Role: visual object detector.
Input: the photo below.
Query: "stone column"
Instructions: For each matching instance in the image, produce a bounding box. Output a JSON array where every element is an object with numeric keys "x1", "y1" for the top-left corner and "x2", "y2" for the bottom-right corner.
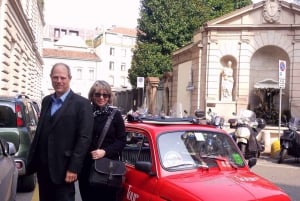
[
  {"x1": 145, "y1": 77, "x2": 160, "y2": 115},
  {"x1": 162, "y1": 72, "x2": 172, "y2": 116}
]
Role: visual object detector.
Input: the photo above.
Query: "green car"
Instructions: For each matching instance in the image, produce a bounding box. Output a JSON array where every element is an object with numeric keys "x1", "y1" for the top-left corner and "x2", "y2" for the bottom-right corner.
[{"x1": 0, "y1": 95, "x2": 39, "y2": 192}]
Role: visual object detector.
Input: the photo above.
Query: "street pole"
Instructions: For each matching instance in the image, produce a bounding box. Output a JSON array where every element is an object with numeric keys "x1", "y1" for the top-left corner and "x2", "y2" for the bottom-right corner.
[
  {"x1": 278, "y1": 88, "x2": 282, "y2": 139},
  {"x1": 278, "y1": 59, "x2": 286, "y2": 139}
]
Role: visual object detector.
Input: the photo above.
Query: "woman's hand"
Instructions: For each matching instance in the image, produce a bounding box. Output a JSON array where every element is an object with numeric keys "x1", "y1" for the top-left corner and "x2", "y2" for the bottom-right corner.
[{"x1": 91, "y1": 149, "x2": 106, "y2": 160}]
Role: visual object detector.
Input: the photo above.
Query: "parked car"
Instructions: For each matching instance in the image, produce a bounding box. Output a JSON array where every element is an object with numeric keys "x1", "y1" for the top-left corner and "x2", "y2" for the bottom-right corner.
[
  {"x1": 32, "y1": 100, "x2": 41, "y2": 118},
  {"x1": 0, "y1": 137, "x2": 18, "y2": 201},
  {"x1": 121, "y1": 115, "x2": 291, "y2": 201},
  {"x1": 0, "y1": 95, "x2": 39, "y2": 192}
]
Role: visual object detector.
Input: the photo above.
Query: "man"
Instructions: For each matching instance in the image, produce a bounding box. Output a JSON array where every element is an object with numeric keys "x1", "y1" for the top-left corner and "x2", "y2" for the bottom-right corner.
[{"x1": 27, "y1": 63, "x2": 94, "y2": 201}]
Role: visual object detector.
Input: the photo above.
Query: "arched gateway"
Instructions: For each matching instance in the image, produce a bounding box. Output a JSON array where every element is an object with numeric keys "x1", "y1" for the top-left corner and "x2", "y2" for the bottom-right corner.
[{"x1": 172, "y1": 0, "x2": 300, "y2": 122}]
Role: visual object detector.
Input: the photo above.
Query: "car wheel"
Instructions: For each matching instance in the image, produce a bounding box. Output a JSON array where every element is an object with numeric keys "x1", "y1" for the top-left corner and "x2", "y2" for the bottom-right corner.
[{"x1": 17, "y1": 174, "x2": 36, "y2": 192}]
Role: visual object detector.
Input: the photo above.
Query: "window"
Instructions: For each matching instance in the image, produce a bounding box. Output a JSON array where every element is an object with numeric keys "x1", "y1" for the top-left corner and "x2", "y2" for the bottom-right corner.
[
  {"x1": 121, "y1": 76, "x2": 126, "y2": 87},
  {"x1": 122, "y1": 132, "x2": 151, "y2": 165},
  {"x1": 0, "y1": 106, "x2": 16, "y2": 127},
  {"x1": 69, "y1": 30, "x2": 79, "y2": 36},
  {"x1": 76, "y1": 68, "x2": 83, "y2": 79},
  {"x1": 89, "y1": 69, "x2": 94, "y2": 80},
  {"x1": 26, "y1": 102, "x2": 38, "y2": 125},
  {"x1": 54, "y1": 28, "x2": 60, "y2": 37},
  {"x1": 121, "y1": 49, "x2": 126, "y2": 57},
  {"x1": 109, "y1": 62, "x2": 114, "y2": 71},
  {"x1": 61, "y1": 29, "x2": 67, "y2": 36},
  {"x1": 121, "y1": 63, "x2": 126, "y2": 71},
  {"x1": 108, "y1": 76, "x2": 114, "y2": 86},
  {"x1": 109, "y1": 47, "x2": 115, "y2": 56}
]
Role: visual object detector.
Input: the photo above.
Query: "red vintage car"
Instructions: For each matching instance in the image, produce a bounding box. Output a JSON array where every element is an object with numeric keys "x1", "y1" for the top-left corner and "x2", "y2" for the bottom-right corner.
[{"x1": 121, "y1": 116, "x2": 291, "y2": 201}]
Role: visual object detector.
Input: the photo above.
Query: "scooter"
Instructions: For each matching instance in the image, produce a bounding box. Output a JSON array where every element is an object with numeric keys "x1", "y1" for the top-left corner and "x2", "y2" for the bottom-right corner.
[
  {"x1": 278, "y1": 117, "x2": 300, "y2": 163},
  {"x1": 229, "y1": 109, "x2": 266, "y2": 159},
  {"x1": 206, "y1": 108, "x2": 225, "y2": 129}
]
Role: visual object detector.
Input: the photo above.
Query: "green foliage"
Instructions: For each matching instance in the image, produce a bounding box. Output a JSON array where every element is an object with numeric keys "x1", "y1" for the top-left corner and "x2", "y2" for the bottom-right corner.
[
  {"x1": 128, "y1": 0, "x2": 252, "y2": 87},
  {"x1": 234, "y1": 0, "x2": 252, "y2": 9}
]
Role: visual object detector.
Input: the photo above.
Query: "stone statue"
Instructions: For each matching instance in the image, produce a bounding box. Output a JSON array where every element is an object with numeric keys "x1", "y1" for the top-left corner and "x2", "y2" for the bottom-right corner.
[{"x1": 221, "y1": 60, "x2": 234, "y2": 100}]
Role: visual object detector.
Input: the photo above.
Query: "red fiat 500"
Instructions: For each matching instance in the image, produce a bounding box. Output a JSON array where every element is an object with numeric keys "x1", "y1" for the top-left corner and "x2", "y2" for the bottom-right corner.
[{"x1": 121, "y1": 116, "x2": 291, "y2": 201}]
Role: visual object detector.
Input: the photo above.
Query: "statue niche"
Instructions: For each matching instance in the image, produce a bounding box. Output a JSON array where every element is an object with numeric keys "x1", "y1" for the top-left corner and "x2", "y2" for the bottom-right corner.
[{"x1": 220, "y1": 59, "x2": 236, "y2": 101}]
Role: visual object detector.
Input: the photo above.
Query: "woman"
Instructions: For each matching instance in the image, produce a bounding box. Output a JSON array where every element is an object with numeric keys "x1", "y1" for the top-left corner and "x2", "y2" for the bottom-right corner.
[{"x1": 79, "y1": 80, "x2": 126, "y2": 201}]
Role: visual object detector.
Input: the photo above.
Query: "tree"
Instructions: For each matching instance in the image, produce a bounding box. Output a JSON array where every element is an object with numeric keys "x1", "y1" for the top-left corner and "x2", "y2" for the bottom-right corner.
[{"x1": 129, "y1": 0, "x2": 252, "y2": 87}]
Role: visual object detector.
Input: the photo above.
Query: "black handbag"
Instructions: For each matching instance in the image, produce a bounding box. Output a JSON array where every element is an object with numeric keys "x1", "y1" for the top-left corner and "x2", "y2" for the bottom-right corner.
[
  {"x1": 89, "y1": 157, "x2": 126, "y2": 188},
  {"x1": 89, "y1": 109, "x2": 126, "y2": 188}
]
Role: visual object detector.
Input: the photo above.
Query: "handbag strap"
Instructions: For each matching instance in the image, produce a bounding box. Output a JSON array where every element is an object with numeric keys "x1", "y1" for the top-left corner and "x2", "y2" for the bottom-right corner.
[{"x1": 96, "y1": 109, "x2": 117, "y2": 149}]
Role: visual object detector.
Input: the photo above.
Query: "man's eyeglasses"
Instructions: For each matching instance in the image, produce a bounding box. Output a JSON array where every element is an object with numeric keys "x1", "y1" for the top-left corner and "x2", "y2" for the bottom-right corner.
[{"x1": 94, "y1": 93, "x2": 110, "y2": 98}]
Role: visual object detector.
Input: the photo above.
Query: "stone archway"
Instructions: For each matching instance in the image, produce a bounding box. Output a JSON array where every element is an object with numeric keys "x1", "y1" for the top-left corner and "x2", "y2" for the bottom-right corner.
[{"x1": 249, "y1": 45, "x2": 290, "y2": 114}]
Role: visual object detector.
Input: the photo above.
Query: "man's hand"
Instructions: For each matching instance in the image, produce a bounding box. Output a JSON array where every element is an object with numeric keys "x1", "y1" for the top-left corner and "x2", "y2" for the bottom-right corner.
[{"x1": 65, "y1": 170, "x2": 77, "y2": 183}]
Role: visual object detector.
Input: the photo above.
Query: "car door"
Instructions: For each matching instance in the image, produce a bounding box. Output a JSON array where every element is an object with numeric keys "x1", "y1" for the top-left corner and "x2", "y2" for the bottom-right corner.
[
  {"x1": 122, "y1": 131, "x2": 158, "y2": 201},
  {"x1": 0, "y1": 139, "x2": 17, "y2": 201}
]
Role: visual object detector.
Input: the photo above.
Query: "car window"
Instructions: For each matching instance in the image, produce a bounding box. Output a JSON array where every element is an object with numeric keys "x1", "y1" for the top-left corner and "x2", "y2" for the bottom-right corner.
[
  {"x1": 32, "y1": 101, "x2": 40, "y2": 118},
  {"x1": 25, "y1": 102, "x2": 38, "y2": 125},
  {"x1": 158, "y1": 131, "x2": 245, "y2": 170},
  {"x1": 0, "y1": 106, "x2": 16, "y2": 127},
  {"x1": 122, "y1": 132, "x2": 151, "y2": 165}
]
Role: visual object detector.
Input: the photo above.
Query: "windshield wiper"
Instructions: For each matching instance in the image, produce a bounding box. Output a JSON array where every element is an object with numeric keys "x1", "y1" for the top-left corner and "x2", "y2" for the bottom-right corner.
[
  {"x1": 166, "y1": 162, "x2": 196, "y2": 169},
  {"x1": 167, "y1": 162, "x2": 209, "y2": 169},
  {"x1": 201, "y1": 155, "x2": 226, "y2": 161}
]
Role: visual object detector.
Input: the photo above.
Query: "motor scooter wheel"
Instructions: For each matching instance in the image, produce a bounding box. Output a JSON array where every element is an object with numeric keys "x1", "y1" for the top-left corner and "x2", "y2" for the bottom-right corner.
[
  {"x1": 278, "y1": 148, "x2": 287, "y2": 164},
  {"x1": 257, "y1": 151, "x2": 260, "y2": 158},
  {"x1": 238, "y1": 142, "x2": 247, "y2": 157}
]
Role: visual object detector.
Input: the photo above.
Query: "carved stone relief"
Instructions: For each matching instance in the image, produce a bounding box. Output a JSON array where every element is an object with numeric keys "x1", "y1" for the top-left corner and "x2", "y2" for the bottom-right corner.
[{"x1": 263, "y1": 0, "x2": 281, "y2": 23}]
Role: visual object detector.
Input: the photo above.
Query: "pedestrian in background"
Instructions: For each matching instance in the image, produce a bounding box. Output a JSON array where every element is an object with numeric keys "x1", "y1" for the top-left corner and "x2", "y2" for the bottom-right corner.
[
  {"x1": 27, "y1": 63, "x2": 94, "y2": 201},
  {"x1": 79, "y1": 80, "x2": 126, "y2": 201}
]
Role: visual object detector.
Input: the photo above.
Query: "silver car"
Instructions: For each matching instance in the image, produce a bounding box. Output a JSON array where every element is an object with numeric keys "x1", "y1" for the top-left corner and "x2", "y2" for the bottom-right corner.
[{"x1": 0, "y1": 138, "x2": 18, "y2": 201}]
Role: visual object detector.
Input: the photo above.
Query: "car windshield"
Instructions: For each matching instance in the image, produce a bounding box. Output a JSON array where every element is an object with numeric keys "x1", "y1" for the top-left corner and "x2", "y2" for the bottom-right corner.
[{"x1": 158, "y1": 130, "x2": 245, "y2": 170}]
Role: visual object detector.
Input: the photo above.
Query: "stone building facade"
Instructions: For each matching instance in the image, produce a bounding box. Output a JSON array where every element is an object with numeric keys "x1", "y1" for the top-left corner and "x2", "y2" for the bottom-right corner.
[
  {"x1": 42, "y1": 28, "x2": 101, "y2": 98},
  {"x1": 94, "y1": 26, "x2": 137, "y2": 92},
  {"x1": 0, "y1": 0, "x2": 44, "y2": 100},
  {"x1": 171, "y1": 0, "x2": 300, "y2": 120}
]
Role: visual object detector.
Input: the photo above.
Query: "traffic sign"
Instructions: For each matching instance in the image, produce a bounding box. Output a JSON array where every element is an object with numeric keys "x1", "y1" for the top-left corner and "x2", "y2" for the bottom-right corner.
[
  {"x1": 137, "y1": 77, "x2": 144, "y2": 88},
  {"x1": 278, "y1": 60, "x2": 286, "y2": 89}
]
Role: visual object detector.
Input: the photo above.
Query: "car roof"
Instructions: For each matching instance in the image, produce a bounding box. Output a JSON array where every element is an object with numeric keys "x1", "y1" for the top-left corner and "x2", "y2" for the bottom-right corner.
[
  {"x1": 0, "y1": 94, "x2": 31, "y2": 101},
  {"x1": 125, "y1": 115, "x2": 226, "y2": 136}
]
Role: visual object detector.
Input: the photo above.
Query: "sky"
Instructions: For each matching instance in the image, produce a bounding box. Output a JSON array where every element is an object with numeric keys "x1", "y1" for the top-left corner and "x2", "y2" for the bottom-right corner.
[
  {"x1": 44, "y1": 0, "x2": 294, "y2": 29},
  {"x1": 44, "y1": 0, "x2": 141, "y2": 29}
]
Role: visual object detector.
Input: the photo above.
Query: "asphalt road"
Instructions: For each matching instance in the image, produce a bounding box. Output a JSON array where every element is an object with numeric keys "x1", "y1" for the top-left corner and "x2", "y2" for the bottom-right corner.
[
  {"x1": 17, "y1": 154, "x2": 300, "y2": 201},
  {"x1": 252, "y1": 154, "x2": 300, "y2": 201}
]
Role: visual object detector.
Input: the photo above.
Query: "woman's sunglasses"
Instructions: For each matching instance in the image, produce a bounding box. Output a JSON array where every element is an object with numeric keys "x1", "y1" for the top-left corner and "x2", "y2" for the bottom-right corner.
[{"x1": 94, "y1": 93, "x2": 110, "y2": 98}]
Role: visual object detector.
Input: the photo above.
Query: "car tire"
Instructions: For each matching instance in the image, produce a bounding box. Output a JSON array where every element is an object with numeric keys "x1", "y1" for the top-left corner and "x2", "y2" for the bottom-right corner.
[{"x1": 17, "y1": 174, "x2": 36, "y2": 192}]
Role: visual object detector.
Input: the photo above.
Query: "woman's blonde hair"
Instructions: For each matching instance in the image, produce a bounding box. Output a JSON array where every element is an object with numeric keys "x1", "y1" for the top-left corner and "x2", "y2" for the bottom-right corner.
[{"x1": 88, "y1": 80, "x2": 112, "y2": 104}]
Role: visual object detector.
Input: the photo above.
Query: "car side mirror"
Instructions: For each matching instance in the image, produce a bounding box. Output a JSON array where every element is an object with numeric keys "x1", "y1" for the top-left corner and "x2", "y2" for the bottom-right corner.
[
  {"x1": 135, "y1": 161, "x2": 156, "y2": 176},
  {"x1": 247, "y1": 157, "x2": 257, "y2": 168}
]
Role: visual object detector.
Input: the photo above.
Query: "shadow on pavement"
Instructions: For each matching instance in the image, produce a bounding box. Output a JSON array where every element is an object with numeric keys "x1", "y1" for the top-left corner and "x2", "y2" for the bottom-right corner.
[{"x1": 257, "y1": 153, "x2": 300, "y2": 168}]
